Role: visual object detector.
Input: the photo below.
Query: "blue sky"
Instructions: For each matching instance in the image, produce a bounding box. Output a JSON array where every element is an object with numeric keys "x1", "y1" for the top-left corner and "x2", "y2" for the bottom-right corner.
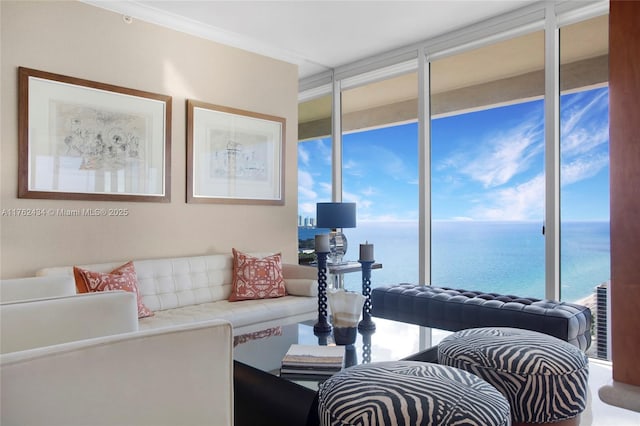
[{"x1": 298, "y1": 86, "x2": 610, "y2": 223}]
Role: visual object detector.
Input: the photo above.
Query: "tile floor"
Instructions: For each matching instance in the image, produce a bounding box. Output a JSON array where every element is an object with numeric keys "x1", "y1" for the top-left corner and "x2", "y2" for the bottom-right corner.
[{"x1": 581, "y1": 359, "x2": 640, "y2": 426}]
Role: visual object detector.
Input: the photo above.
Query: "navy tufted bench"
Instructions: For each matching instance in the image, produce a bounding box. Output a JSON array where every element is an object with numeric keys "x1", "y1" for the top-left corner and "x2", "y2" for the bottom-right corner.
[{"x1": 371, "y1": 283, "x2": 592, "y2": 351}]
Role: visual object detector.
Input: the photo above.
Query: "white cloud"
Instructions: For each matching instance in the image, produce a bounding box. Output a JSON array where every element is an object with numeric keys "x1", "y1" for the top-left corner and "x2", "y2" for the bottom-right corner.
[
  {"x1": 562, "y1": 124, "x2": 608, "y2": 158},
  {"x1": 438, "y1": 89, "x2": 608, "y2": 222},
  {"x1": 461, "y1": 121, "x2": 543, "y2": 188},
  {"x1": 359, "y1": 200, "x2": 373, "y2": 209},
  {"x1": 298, "y1": 145, "x2": 310, "y2": 166},
  {"x1": 344, "y1": 159, "x2": 358, "y2": 169},
  {"x1": 467, "y1": 152, "x2": 608, "y2": 221},
  {"x1": 375, "y1": 147, "x2": 410, "y2": 180},
  {"x1": 361, "y1": 186, "x2": 377, "y2": 197},
  {"x1": 342, "y1": 190, "x2": 362, "y2": 205},
  {"x1": 561, "y1": 154, "x2": 609, "y2": 186},
  {"x1": 561, "y1": 89, "x2": 608, "y2": 136},
  {"x1": 472, "y1": 174, "x2": 545, "y2": 221},
  {"x1": 298, "y1": 202, "x2": 316, "y2": 216},
  {"x1": 451, "y1": 216, "x2": 474, "y2": 221},
  {"x1": 360, "y1": 213, "x2": 409, "y2": 223},
  {"x1": 340, "y1": 190, "x2": 373, "y2": 218},
  {"x1": 297, "y1": 170, "x2": 317, "y2": 201},
  {"x1": 345, "y1": 146, "x2": 411, "y2": 180},
  {"x1": 315, "y1": 140, "x2": 332, "y2": 166},
  {"x1": 298, "y1": 185, "x2": 316, "y2": 201},
  {"x1": 318, "y1": 182, "x2": 332, "y2": 197},
  {"x1": 557, "y1": 88, "x2": 610, "y2": 189},
  {"x1": 298, "y1": 169, "x2": 314, "y2": 188},
  {"x1": 344, "y1": 159, "x2": 364, "y2": 177}
]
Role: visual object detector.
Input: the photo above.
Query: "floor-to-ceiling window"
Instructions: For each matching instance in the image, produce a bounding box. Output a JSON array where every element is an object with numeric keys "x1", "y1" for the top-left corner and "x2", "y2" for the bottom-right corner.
[
  {"x1": 559, "y1": 15, "x2": 610, "y2": 358},
  {"x1": 297, "y1": 2, "x2": 610, "y2": 355},
  {"x1": 297, "y1": 94, "x2": 333, "y2": 263},
  {"x1": 341, "y1": 72, "x2": 419, "y2": 289},
  {"x1": 297, "y1": 74, "x2": 420, "y2": 289},
  {"x1": 430, "y1": 31, "x2": 547, "y2": 297}
]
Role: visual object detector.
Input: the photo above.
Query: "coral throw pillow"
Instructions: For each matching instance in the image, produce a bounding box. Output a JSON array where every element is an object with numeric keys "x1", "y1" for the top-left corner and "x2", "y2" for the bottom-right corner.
[
  {"x1": 73, "y1": 261, "x2": 153, "y2": 318},
  {"x1": 229, "y1": 249, "x2": 287, "y2": 301}
]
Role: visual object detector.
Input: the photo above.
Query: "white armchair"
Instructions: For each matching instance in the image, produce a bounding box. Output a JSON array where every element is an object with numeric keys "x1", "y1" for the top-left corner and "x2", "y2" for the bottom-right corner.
[
  {"x1": 1, "y1": 319, "x2": 234, "y2": 426},
  {"x1": 1, "y1": 276, "x2": 234, "y2": 426}
]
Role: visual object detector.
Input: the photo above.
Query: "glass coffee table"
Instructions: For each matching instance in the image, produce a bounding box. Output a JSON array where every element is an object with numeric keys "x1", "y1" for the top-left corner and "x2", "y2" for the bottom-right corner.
[
  {"x1": 232, "y1": 318, "x2": 449, "y2": 425},
  {"x1": 233, "y1": 317, "x2": 447, "y2": 386}
]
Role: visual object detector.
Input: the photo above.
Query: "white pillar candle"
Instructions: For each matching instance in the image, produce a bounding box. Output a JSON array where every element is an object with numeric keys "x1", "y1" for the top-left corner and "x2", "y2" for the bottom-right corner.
[
  {"x1": 360, "y1": 241, "x2": 374, "y2": 262},
  {"x1": 315, "y1": 234, "x2": 330, "y2": 252}
]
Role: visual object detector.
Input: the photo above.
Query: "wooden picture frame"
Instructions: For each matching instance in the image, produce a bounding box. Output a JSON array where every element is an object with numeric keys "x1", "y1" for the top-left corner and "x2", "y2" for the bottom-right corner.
[
  {"x1": 186, "y1": 99, "x2": 285, "y2": 205},
  {"x1": 18, "y1": 67, "x2": 172, "y2": 202}
]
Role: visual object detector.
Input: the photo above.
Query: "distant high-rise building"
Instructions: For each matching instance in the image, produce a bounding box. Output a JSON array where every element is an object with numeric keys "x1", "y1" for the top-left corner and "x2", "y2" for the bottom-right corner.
[{"x1": 298, "y1": 216, "x2": 317, "y2": 227}]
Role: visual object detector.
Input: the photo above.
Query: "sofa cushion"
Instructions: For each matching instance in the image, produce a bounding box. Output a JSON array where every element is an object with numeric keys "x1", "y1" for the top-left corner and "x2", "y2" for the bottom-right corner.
[
  {"x1": 284, "y1": 279, "x2": 318, "y2": 297},
  {"x1": 1, "y1": 292, "x2": 139, "y2": 354},
  {"x1": 229, "y1": 249, "x2": 287, "y2": 302},
  {"x1": 139, "y1": 295, "x2": 317, "y2": 335},
  {"x1": 73, "y1": 262, "x2": 153, "y2": 318},
  {"x1": 0, "y1": 276, "x2": 76, "y2": 303}
]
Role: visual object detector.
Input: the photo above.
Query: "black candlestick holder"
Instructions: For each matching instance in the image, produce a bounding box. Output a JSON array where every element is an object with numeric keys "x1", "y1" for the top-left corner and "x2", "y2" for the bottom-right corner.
[
  {"x1": 359, "y1": 327, "x2": 374, "y2": 364},
  {"x1": 358, "y1": 259, "x2": 376, "y2": 332},
  {"x1": 314, "y1": 250, "x2": 332, "y2": 334}
]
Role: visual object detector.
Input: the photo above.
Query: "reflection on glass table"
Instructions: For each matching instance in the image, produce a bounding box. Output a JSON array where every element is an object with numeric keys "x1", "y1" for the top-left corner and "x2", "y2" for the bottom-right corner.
[{"x1": 233, "y1": 317, "x2": 448, "y2": 387}]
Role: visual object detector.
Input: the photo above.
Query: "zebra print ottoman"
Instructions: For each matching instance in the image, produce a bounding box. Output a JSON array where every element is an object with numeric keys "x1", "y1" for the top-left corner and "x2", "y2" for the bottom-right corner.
[
  {"x1": 317, "y1": 361, "x2": 511, "y2": 426},
  {"x1": 438, "y1": 328, "x2": 589, "y2": 426}
]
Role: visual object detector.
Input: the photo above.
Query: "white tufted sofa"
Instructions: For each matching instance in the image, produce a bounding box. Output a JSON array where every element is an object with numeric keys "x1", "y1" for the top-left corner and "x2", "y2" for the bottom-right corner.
[{"x1": 37, "y1": 253, "x2": 318, "y2": 335}]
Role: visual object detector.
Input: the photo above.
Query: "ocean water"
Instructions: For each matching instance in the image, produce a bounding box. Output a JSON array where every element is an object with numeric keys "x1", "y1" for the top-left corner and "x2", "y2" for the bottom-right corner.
[{"x1": 299, "y1": 221, "x2": 610, "y2": 303}]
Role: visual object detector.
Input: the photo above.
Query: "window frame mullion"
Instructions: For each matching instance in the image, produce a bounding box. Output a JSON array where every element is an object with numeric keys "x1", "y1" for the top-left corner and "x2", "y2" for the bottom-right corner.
[{"x1": 544, "y1": 2, "x2": 561, "y2": 300}]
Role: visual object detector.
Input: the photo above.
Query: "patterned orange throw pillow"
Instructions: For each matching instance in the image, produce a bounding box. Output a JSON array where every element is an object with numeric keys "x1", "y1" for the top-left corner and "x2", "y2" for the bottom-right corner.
[
  {"x1": 229, "y1": 249, "x2": 287, "y2": 301},
  {"x1": 73, "y1": 261, "x2": 153, "y2": 318}
]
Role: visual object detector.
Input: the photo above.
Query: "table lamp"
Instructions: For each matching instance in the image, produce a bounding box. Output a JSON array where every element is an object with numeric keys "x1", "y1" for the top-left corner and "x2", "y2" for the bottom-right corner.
[{"x1": 316, "y1": 202, "x2": 356, "y2": 264}]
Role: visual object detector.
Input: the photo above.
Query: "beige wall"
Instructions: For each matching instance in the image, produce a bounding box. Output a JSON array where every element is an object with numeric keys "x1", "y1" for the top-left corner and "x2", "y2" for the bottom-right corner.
[{"x1": 0, "y1": 1, "x2": 299, "y2": 278}]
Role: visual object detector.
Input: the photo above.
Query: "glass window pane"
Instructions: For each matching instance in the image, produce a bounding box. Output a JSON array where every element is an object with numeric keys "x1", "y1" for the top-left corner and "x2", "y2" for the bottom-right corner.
[
  {"x1": 560, "y1": 15, "x2": 610, "y2": 360},
  {"x1": 431, "y1": 31, "x2": 546, "y2": 297},
  {"x1": 298, "y1": 137, "x2": 332, "y2": 263},
  {"x1": 298, "y1": 94, "x2": 334, "y2": 263},
  {"x1": 341, "y1": 123, "x2": 419, "y2": 289},
  {"x1": 341, "y1": 72, "x2": 420, "y2": 290}
]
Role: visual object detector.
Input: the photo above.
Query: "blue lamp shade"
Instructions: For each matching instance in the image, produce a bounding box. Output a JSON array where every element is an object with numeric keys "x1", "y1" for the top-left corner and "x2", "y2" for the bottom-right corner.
[{"x1": 316, "y1": 202, "x2": 356, "y2": 229}]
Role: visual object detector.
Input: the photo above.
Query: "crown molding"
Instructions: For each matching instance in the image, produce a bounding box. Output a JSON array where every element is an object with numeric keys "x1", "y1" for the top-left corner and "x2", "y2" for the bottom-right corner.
[{"x1": 80, "y1": 0, "x2": 330, "y2": 77}]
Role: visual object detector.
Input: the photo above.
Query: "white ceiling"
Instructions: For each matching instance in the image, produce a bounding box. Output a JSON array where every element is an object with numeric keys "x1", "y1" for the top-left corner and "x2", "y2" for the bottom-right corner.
[{"x1": 85, "y1": 0, "x2": 539, "y2": 79}]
